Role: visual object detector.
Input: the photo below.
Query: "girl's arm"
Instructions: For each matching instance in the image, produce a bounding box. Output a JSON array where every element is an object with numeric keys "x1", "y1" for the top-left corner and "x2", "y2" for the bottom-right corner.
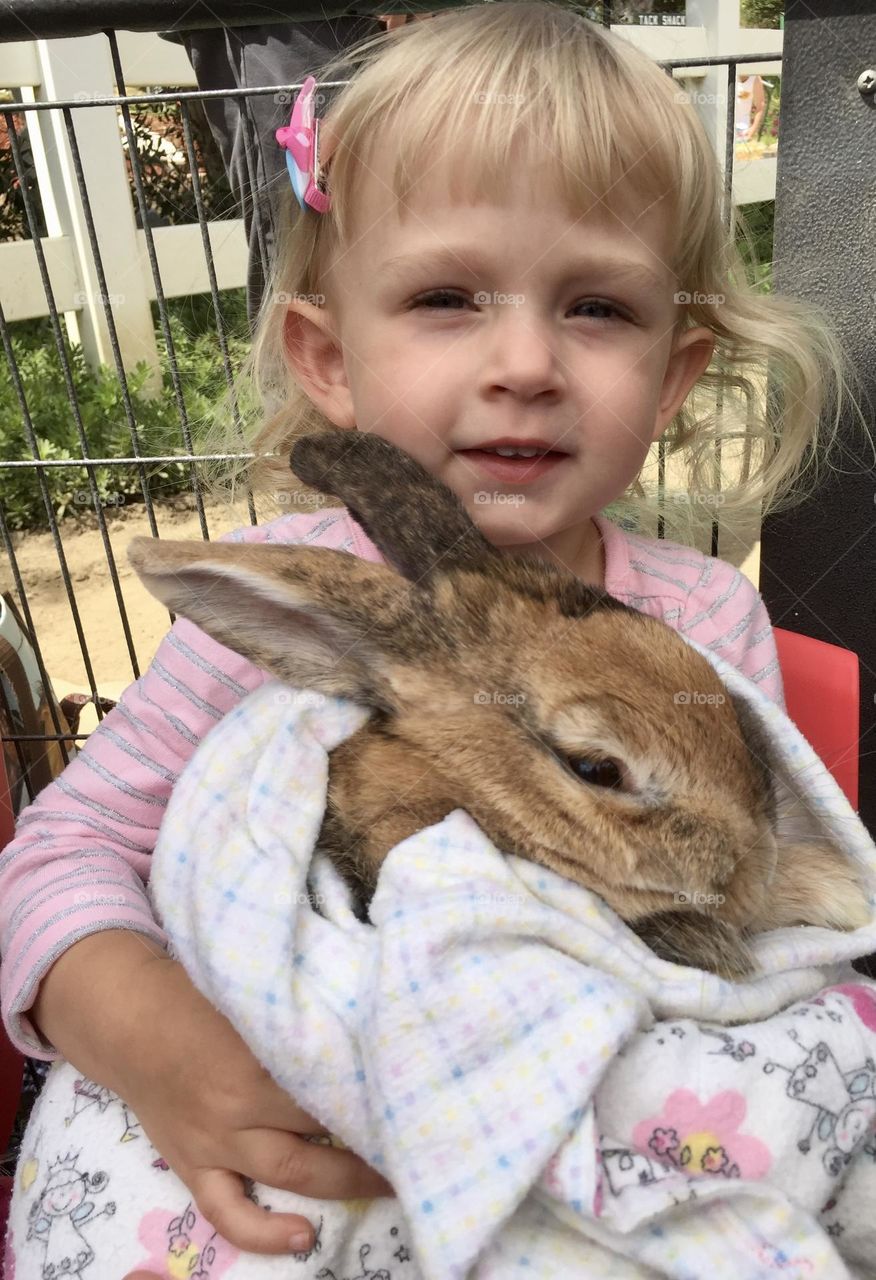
[{"x1": 0, "y1": 612, "x2": 269, "y2": 1057}]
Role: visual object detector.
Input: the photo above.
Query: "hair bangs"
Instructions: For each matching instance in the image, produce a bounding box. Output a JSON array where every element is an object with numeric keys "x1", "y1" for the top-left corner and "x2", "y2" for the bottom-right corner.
[{"x1": 320, "y1": 2, "x2": 693, "y2": 247}]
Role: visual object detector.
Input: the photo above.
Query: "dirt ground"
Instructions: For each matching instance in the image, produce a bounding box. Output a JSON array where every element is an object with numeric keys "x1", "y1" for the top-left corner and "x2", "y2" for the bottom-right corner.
[{"x1": 0, "y1": 495, "x2": 286, "y2": 721}]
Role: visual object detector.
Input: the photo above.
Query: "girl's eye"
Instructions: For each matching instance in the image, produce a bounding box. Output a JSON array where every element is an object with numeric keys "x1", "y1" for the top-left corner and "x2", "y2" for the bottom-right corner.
[
  {"x1": 412, "y1": 290, "x2": 469, "y2": 310},
  {"x1": 572, "y1": 299, "x2": 625, "y2": 322}
]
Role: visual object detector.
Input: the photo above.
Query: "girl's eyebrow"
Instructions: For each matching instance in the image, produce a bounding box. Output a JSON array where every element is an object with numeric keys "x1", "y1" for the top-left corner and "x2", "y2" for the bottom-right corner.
[{"x1": 380, "y1": 247, "x2": 669, "y2": 291}]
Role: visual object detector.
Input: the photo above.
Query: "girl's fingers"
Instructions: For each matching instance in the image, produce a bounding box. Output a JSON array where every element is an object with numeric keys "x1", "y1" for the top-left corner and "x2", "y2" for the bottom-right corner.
[
  {"x1": 235, "y1": 1127, "x2": 395, "y2": 1202},
  {"x1": 188, "y1": 1134, "x2": 395, "y2": 1257},
  {"x1": 189, "y1": 1165, "x2": 322, "y2": 1256}
]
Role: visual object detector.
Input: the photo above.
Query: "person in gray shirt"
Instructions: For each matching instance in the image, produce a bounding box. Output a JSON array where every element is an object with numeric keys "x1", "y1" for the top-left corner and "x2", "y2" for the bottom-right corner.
[{"x1": 160, "y1": 8, "x2": 449, "y2": 326}]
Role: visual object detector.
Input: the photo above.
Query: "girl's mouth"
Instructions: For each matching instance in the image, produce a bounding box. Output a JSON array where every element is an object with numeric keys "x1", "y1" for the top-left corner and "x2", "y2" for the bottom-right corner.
[{"x1": 456, "y1": 448, "x2": 570, "y2": 485}]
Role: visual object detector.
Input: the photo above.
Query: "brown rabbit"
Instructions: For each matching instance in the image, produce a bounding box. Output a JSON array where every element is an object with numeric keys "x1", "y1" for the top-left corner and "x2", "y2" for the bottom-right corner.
[{"x1": 127, "y1": 431, "x2": 870, "y2": 981}]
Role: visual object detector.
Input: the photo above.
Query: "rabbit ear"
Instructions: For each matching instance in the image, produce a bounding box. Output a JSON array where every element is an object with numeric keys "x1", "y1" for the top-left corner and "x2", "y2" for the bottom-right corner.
[
  {"x1": 291, "y1": 431, "x2": 499, "y2": 583},
  {"x1": 127, "y1": 537, "x2": 422, "y2": 707}
]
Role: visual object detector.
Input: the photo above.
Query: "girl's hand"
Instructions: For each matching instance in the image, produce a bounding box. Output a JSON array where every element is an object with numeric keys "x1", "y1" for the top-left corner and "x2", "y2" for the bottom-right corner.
[{"x1": 101, "y1": 951, "x2": 393, "y2": 1256}]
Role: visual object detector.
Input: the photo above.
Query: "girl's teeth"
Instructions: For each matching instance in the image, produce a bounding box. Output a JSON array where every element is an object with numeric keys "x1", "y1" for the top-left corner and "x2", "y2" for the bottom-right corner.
[{"x1": 490, "y1": 447, "x2": 541, "y2": 457}]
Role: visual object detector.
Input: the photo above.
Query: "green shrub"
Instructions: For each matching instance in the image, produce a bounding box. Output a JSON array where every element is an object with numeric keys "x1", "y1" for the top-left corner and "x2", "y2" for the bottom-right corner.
[{"x1": 0, "y1": 291, "x2": 250, "y2": 529}]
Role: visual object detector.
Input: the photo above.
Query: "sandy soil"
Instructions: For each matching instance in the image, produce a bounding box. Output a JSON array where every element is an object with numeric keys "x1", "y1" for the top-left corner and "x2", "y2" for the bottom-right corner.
[{"x1": 0, "y1": 495, "x2": 290, "y2": 718}]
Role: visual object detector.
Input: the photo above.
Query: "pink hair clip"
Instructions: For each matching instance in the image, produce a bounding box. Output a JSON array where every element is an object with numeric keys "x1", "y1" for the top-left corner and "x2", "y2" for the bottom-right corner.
[{"x1": 275, "y1": 75, "x2": 332, "y2": 214}]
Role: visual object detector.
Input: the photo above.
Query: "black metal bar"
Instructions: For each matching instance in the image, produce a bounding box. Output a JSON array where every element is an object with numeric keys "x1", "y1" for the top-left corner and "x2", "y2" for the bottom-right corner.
[
  {"x1": 178, "y1": 98, "x2": 258, "y2": 527},
  {"x1": 0, "y1": 732, "x2": 93, "y2": 743},
  {"x1": 0, "y1": 454, "x2": 256, "y2": 468},
  {"x1": 237, "y1": 96, "x2": 272, "y2": 299},
  {"x1": 710, "y1": 60, "x2": 739, "y2": 559},
  {"x1": 3, "y1": 112, "x2": 143, "y2": 689},
  {"x1": 105, "y1": 30, "x2": 210, "y2": 543},
  {"x1": 0, "y1": 83, "x2": 350, "y2": 112},
  {"x1": 61, "y1": 107, "x2": 159, "y2": 536}
]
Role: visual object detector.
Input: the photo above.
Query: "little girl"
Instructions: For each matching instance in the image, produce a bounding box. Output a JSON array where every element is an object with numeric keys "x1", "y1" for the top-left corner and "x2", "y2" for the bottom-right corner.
[{"x1": 0, "y1": 1, "x2": 866, "y2": 1273}]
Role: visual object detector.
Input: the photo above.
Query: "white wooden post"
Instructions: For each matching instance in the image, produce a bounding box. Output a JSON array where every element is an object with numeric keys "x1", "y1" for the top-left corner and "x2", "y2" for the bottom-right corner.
[
  {"x1": 682, "y1": 0, "x2": 736, "y2": 188},
  {"x1": 31, "y1": 34, "x2": 162, "y2": 388}
]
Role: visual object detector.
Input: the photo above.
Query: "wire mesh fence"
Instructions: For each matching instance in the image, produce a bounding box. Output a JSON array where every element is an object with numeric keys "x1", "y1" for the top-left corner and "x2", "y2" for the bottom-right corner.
[{"x1": 0, "y1": 14, "x2": 782, "y2": 812}]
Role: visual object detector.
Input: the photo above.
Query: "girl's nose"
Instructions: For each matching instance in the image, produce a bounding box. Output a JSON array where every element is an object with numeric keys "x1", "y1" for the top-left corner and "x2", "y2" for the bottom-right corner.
[{"x1": 483, "y1": 302, "x2": 565, "y2": 399}]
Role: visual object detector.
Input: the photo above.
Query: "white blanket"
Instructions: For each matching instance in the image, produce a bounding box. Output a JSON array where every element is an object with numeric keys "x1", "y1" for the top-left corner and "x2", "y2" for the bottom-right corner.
[
  {"x1": 148, "y1": 639, "x2": 876, "y2": 1279},
  {"x1": 9, "y1": 641, "x2": 876, "y2": 1280}
]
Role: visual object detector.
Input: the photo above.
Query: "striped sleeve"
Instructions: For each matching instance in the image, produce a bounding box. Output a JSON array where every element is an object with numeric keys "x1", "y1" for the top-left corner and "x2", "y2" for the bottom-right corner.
[
  {"x1": 0, "y1": 509, "x2": 356, "y2": 1059},
  {"x1": 677, "y1": 559, "x2": 787, "y2": 712},
  {"x1": 0, "y1": 617, "x2": 270, "y2": 1058}
]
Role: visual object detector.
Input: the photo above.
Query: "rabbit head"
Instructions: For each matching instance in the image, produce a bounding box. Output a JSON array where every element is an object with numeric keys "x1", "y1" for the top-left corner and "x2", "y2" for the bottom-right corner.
[{"x1": 127, "y1": 430, "x2": 870, "y2": 980}]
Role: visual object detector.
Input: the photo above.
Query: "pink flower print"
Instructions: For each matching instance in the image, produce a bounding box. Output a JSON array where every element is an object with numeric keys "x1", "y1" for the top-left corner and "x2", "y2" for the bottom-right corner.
[
  {"x1": 134, "y1": 1204, "x2": 240, "y2": 1278},
  {"x1": 824, "y1": 984, "x2": 876, "y2": 1032},
  {"x1": 737, "y1": 1041, "x2": 755, "y2": 1059},
  {"x1": 632, "y1": 1089, "x2": 772, "y2": 1181},
  {"x1": 649, "y1": 1128, "x2": 679, "y2": 1159},
  {"x1": 701, "y1": 1146, "x2": 729, "y2": 1174}
]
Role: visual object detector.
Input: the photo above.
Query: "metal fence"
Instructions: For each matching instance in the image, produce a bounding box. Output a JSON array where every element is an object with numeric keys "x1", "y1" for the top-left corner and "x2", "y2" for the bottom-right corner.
[{"x1": 0, "y1": 5, "x2": 782, "y2": 808}]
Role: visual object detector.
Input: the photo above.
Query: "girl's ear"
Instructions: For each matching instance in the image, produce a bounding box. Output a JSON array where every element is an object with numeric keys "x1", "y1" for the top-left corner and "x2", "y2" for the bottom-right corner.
[
  {"x1": 652, "y1": 325, "x2": 716, "y2": 440},
  {"x1": 282, "y1": 301, "x2": 356, "y2": 429},
  {"x1": 127, "y1": 537, "x2": 418, "y2": 707}
]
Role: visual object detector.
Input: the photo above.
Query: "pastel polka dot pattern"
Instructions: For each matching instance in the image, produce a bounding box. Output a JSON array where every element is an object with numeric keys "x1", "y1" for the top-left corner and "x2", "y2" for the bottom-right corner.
[{"x1": 147, "y1": 650, "x2": 876, "y2": 1279}]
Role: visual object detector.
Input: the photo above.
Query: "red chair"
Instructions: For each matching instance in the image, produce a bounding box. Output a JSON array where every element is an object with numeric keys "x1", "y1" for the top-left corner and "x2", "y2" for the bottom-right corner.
[
  {"x1": 0, "y1": 629, "x2": 863, "y2": 1250},
  {"x1": 773, "y1": 627, "x2": 860, "y2": 810}
]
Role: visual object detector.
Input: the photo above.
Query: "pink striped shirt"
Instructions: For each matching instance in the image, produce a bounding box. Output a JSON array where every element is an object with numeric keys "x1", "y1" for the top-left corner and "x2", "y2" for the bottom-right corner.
[{"x1": 0, "y1": 508, "x2": 785, "y2": 1058}]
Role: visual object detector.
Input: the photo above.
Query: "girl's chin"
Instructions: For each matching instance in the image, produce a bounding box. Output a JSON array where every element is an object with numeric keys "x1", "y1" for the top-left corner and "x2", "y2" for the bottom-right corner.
[{"x1": 467, "y1": 502, "x2": 569, "y2": 547}]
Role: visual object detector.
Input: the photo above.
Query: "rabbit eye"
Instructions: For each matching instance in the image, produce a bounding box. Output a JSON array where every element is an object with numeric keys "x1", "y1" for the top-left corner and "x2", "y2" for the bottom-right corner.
[{"x1": 566, "y1": 755, "x2": 625, "y2": 790}]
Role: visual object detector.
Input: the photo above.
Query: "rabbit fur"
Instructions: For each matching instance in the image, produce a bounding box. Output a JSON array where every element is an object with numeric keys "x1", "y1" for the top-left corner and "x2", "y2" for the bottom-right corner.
[{"x1": 127, "y1": 430, "x2": 869, "y2": 981}]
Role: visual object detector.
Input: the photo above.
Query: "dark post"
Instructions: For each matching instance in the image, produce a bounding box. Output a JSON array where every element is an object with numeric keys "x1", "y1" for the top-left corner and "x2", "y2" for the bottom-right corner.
[{"x1": 763, "y1": 0, "x2": 876, "y2": 836}]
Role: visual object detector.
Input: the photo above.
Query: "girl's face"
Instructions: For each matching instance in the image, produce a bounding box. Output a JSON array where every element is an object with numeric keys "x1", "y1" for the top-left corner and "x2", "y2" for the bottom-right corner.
[{"x1": 284, "y1": 145, "x2": 714, "y2": 582}]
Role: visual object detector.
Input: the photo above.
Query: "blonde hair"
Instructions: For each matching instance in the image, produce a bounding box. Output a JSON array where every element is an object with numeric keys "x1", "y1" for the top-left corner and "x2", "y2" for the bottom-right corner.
[{"x1": 203, "y1": 0, "x2": 872, "y2": 550}]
